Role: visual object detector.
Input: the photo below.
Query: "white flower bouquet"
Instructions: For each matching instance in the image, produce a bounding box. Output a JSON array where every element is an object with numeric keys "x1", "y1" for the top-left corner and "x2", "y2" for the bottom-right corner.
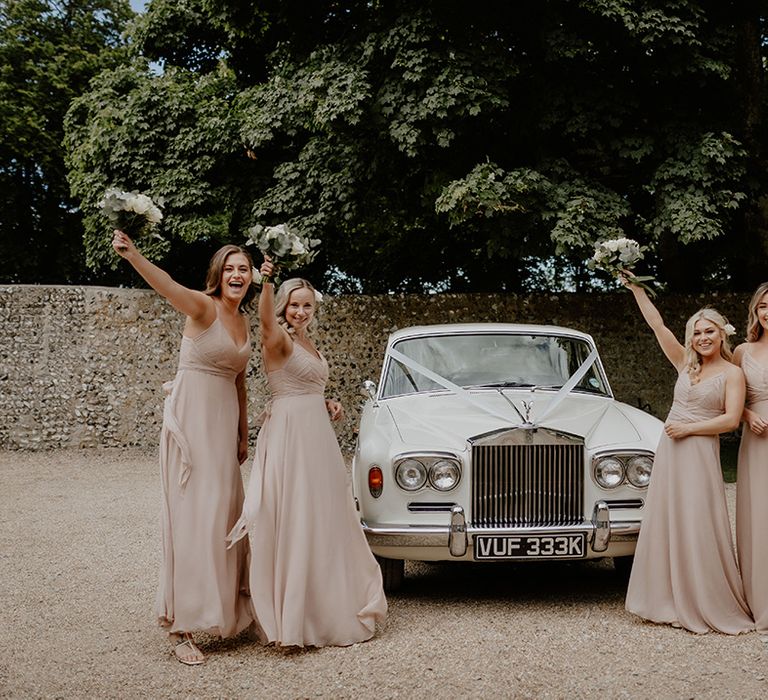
[
  {"x1": 245, "y1": 223, "x2": 320, "y2": 284},
  {"x1": 99, "y1": 188, "x2": 164, "y2": 241},
  {"x1": 588, "y1": 237, "x2": 657, "y2": 297}
]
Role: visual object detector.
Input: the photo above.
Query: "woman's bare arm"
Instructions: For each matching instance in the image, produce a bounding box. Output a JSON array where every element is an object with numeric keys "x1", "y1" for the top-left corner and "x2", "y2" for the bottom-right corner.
[
  {"x1": 665, "y1": 366, "x2": 746, "y2": 437},
  {"x1": 235, "y1": 369, "x2": 249, "y2": 463},
  {"x1": 112, "y1": 230, "x2": 212, "y2": 322},
  {"x1": 624, "y1": 280, "x2": 685, "y2": 370},
  {"x1": 258, "y1": 259, "x2": 292, "y2": 361}
]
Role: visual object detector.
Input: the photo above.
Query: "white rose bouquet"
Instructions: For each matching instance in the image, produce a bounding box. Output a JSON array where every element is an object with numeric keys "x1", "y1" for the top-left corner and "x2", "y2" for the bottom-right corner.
[
  {"x1": 99, "y1": 188, "x2": 164, "y2": 242},
  {"x1": 245, "y1": 223, "x2": 320, "y2": 284},
  {"x1": 588, "y1": 237, "x2": 657, "y2": 297}
]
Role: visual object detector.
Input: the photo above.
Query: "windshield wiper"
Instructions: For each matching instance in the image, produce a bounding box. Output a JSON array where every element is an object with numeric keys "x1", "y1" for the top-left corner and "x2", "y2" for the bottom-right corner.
[
  {"x1": 466, "y1": 381, "x2": 537, "y2": 389},
  {"x1": 476, "y1": 382, "x2": 566, "y2": 391},
  {"x1": 467, "y1": 381, "x2": 604, "y2": 395}
]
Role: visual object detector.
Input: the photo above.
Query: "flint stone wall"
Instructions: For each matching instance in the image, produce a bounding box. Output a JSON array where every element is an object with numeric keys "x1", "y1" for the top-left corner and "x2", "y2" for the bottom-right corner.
[{"x1": 0, "y1": 285, "x2": 751, "y2": 452}]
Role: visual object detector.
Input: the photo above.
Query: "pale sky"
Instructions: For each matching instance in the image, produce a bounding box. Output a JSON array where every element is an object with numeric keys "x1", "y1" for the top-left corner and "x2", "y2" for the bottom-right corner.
[{"x1": 129, "y1": 0, "x2": 147, "y2": 12}]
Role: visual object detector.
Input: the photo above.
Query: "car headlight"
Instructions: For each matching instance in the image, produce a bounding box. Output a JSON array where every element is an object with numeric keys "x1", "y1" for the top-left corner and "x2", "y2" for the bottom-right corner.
[
  {"x1": 594, "y1": 456, "x2": 625, "y2": 489},
  {"x1": 626, "y1": 455, "x2": 653, "y2": 487},
  {"x1": 428, "y1": 459, "x2": 461, "y2": 491},
  {"x1": 395, "y1": 458, "x2": 427, "y2": 490}
]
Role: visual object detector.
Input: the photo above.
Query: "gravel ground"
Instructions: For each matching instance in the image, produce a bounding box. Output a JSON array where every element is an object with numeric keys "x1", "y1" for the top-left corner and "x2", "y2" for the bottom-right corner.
[{"x1": 1, "y1": 449, "x2": 767, "y2": 699}]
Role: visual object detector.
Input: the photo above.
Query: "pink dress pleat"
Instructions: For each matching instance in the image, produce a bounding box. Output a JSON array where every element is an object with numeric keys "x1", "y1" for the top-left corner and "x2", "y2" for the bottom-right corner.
[
  {"x1": 737, "y1": 350, "x2": 768, "y2": 632},
  {"x1": 229, "y1": 342, "x2": 387, "y2": 647},
  {"x1": 626, "y1": 372, "x2": 754, "y2": 634},
  {"x1": 155, "y1": 316, "x2": 254, "y2": 637}
]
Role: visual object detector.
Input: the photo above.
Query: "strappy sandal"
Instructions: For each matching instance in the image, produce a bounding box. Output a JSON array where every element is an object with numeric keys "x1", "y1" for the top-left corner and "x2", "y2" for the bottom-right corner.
[{"x1": 172, "y1": 634, "x2": 205, "y2": 666}]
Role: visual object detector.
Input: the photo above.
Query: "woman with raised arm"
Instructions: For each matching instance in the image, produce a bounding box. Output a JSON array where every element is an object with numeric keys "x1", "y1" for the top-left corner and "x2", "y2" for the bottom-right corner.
[
  {"x1": 227, "y1": 258, "x2": 387, "y2": 648},
  {"x1": 622, "y1": 278, "x2": 753, "y2": 634},
  {"x1": 112, "y1": 230, "x2": 256, "y2": 665},
  {"x1": 733, "y1": 282, "x2": 768, "y2": 632}
]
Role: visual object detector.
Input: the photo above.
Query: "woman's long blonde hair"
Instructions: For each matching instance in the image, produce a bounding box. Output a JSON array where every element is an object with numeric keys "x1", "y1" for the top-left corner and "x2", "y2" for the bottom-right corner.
[
  {"x1": 683, "y1": 308, "x2": 733, "y2": 382},
  {"x1": 745, "y1": 282, "x2": 768, "y2": 343},
  {"x1": 274, "y1": 278, "x2": 320, "y2": 333}
]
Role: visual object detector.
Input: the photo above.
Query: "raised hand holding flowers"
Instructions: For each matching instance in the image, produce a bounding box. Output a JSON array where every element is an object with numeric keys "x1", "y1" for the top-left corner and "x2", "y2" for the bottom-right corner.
[
  {"x1": 245, "y1": 223, "x2": 320, "y2": 284},
  {"x1": 588, "y1": 237, "x2": 657, "y2": 297},
  {"x1": 99, "y1": 188, "x2": 164, "y2": 249}
]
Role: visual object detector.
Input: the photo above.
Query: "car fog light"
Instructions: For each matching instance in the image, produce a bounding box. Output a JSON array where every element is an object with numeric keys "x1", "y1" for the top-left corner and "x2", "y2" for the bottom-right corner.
[
  {"x1": 594, "y1": 457, "x2": 624, "y2": 488},
  {"x1": 368, "y1": 466, "x2": 383, "y2": 498},
  {"x1": 626, "y1": 455, "x2": 653, "y2": 487},
  {"x1": 395, "y1": 458, "x2": 427, "y2": 491},
  {"x1": 429, "y1": 460, "x2": 460, "y2": 491}
]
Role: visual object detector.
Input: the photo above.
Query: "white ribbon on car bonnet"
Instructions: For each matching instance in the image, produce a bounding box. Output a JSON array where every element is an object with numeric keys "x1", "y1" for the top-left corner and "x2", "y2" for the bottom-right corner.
[
  {"x1": 531, "y1": 347, "x2": 599, "y2": 426},
  {"x1": 386, "y1": 345, "x2": 599, "y2": 429}
]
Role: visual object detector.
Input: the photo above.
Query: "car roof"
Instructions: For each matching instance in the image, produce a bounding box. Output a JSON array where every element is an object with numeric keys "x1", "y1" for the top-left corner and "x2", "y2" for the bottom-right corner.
[{"x1": 387, "y1": 323, "x2": 595, "y2": 344}]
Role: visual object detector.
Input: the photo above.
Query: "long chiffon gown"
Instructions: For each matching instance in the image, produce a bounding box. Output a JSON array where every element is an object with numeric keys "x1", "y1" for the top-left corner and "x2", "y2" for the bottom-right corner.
[
  {"x1": 155, "y1": 314, "x2": 254, "y2": 638},
  {"x1": 625, "y1": 371, "x2": 754, "y2": 634},
  {"x1": 228, "y1": 341, "x2": 387, "y2": 647},
  {"x1": 736, "y1": 349, "x2": 768, "y2": 632}
]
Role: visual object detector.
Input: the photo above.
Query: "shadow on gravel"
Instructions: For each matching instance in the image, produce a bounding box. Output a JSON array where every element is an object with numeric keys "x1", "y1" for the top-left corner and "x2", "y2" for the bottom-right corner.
[
  {"x1": 198, "y1": 630, "x2": 325, "y2": 658},
  {"x1": 396, "y1": 559, "x2": 626, "y2": 605}
]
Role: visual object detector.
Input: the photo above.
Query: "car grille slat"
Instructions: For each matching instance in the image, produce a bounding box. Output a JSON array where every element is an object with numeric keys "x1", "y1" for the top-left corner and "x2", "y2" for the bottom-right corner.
[{"x1": 472, "y1": 443, "x2": 583, "y2": 527}]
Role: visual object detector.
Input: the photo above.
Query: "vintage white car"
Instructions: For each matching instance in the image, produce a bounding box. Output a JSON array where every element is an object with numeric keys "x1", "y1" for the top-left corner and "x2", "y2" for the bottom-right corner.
[{"x1": 352, "y1": 323, "x2": 664, "y2": 591}]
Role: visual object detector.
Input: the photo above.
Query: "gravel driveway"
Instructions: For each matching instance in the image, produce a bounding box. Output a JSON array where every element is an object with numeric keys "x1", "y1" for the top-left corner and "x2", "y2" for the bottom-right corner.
[{"x1": 1, "y1": 450, "x2": 767, "y2": 699}]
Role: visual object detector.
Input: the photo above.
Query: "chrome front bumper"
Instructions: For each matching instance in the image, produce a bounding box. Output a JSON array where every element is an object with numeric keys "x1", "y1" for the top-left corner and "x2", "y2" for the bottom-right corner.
[{"x1": 361, "y1": 502, "x2": 641, "y2": 558}]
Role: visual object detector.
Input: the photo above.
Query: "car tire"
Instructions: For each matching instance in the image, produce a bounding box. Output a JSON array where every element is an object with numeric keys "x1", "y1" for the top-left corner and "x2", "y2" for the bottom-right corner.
[
  {"x1": 613, "y1": 555, "x2": 634, "y2": 583},
  {"x1": 375, "y1": 555, "x2": 404, "y2": 592}
]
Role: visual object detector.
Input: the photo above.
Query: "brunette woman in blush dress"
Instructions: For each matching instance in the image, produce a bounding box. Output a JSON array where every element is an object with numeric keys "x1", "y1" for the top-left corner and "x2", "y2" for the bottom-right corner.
[
  {"x1": 622, "y1": 278, "x2": 753, "y2": 634},
  {"x1": 113, "y1": 230, "x2": 256, "y2": 664},
  {"x1": 733, "y1": 282, "x2": 768, "y2": 633},
  {"x1": 228, "y1": 258, "x2": 387, "y2": 648}
]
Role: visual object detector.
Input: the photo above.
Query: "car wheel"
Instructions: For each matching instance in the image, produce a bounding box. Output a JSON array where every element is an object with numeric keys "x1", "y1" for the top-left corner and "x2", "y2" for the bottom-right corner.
[
  {"x1": 375, "y1": 555, "x2": 404, "y2": 592},
  {"x1": 613, "y1": 555, "x2": 634, "y2": 583}
]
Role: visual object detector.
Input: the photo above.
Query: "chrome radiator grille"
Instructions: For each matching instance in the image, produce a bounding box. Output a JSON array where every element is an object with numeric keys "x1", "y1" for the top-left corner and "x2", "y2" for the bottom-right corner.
[{"x1": 471, "y1": 443, "x2": 584, "y2": 527}]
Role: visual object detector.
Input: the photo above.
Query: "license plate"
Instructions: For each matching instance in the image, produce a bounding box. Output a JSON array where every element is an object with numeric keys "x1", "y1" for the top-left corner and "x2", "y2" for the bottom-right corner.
[{"x1": 474, "y1": 533, "x2": 586, "y2": 560}]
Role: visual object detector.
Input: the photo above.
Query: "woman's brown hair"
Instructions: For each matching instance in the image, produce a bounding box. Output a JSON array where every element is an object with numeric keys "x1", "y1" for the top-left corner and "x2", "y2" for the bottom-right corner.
[
  {"x1": 746, "y1": 282, "x2": 768, "y2": 342},
  {"x1": 203, "y1": 245, "x2": 256, "y2": 311}
]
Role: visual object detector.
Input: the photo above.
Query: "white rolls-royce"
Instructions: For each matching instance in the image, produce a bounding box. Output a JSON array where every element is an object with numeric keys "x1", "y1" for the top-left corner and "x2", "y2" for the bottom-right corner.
[{"x1": 352, "y1": 323, "x2": 663, "y2": 591}]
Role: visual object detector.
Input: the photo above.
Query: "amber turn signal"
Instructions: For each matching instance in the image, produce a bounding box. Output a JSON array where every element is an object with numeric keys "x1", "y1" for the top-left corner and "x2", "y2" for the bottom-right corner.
[{"x1": 368, "y1": 466, "x2": 383, "y2": 498}]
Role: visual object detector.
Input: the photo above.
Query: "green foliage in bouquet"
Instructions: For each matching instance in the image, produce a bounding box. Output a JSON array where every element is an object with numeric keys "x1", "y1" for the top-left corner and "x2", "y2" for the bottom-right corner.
[
  {"x1": 588, "y1": 237, "x2": 657, "y2": 297},
  {"x1": 245, "y1": 223, "x2": 320, "y2": 284},
  {"x1": 99, "y1": 188, "x2": 164, "y2": 240}
]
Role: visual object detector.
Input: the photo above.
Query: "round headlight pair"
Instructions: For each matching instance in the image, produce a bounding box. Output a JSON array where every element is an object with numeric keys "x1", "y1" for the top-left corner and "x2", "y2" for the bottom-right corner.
[
  {"x1": 593, "y1": 454, "x2": 653, "y2": 489},
  {"x1": 395, "y1": 457, "x2": 461, "y2": 492}
]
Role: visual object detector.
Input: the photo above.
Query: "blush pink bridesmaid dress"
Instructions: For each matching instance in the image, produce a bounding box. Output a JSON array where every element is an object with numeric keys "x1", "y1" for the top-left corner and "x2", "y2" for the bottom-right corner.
[
  {"x1": 229, "y1": 341, "x2": 387, "y2": 647},
  {"x1": 626, "y1": 371, "x2": 754, "y2": 634},
  {"x1": 736, "y1": 348, "x2": 768, "y2": 632},
  {"x1": 155, "y1": 313, "x2": 254, "y2": 638}
]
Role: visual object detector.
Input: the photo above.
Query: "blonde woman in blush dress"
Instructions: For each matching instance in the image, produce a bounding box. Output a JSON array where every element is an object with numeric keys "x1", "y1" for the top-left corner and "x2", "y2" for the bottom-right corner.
[
  {"x1": 622, "y1": 279, "x2": 753, "y2": 634},
  {"x1": 228, "y1": 258, "x2": 387, "y2": 648},
  {"x1": 113, "y1": 230, "x2": 256, "y2": 665},
  {"x1": 733, "y1": 282, "x2": 768, "y2": 633}
]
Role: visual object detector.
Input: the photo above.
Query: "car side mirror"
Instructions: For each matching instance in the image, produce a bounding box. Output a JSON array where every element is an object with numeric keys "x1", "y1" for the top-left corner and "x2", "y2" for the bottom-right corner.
[{"x1": 362, "y1": 379, "x2": 377, "y2": 401}]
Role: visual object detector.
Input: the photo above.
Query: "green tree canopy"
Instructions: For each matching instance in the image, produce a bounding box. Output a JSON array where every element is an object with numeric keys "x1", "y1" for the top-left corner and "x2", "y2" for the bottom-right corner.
[
  {"x1": 0, "y1": 0, "x2": 134, "y2": 283},
  {"x1": 63, "y1": 0, "x2": 768, "y2": 292}
]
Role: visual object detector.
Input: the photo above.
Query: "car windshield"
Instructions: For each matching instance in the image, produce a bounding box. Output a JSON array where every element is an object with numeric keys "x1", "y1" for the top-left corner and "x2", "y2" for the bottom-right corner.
[{"x1": 381, "y1": 333, "x2": 609, "y2": 399}]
